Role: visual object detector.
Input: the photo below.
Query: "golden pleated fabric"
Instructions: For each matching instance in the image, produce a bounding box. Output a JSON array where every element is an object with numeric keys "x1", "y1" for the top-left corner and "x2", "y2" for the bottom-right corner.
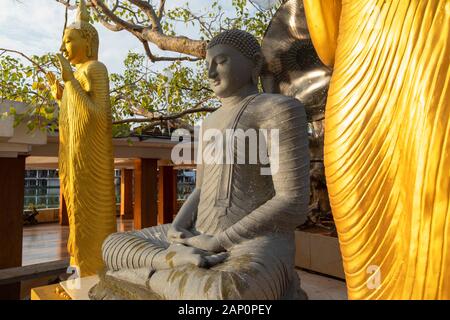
[
  {"x1": 306, "y1": 0, "x2": 450, "y2": 299},
  {"x1": 303, "y1": 0, "x2": 342, "y2": 67},
  {"x1": 59, "y1": 61, "x2": 117, "y2": 276}
]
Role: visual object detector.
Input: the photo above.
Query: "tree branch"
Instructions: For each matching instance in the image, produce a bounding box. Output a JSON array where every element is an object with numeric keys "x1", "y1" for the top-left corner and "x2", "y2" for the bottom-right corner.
[
  {"x1": 55, "y1": 0, "x2": 207, "y2": 59},
  {"x1": 113, "y1": 106, "x2": 217, "y2": 125},
  {"x1": 94, "y1": 9, "x2": 125, "y2": 31},
  {"x1": 110, "y1": 74, "x2": 147, "y2": 94},
  {"x1": 157, "y1": 0, "x2": 166, "y2": 19},
  {"x1": 55, "y1": 0, "x2": 78, "y2": 10},
  {"x1": 179, "y1": 86, "x2": 213, "y2": 93},
  {"x1": 142, "y1": 41, "x2": 201, "y2": 62},
  {"x1": 0, "y1": 48, "x2": 47, "y2": 74},
  {"x1": 128, "y1": 0, "x2": 161, "y2": 30},
  {"x1": 141, "y1": 28, "x2": 206, "y2": 58},
  {"x1": 90, "y1": 0, "x2": 144, "y2": 31}
]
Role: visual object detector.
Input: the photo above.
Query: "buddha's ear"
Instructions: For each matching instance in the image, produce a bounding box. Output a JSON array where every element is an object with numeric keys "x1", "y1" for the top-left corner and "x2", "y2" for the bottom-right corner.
[
  {"x1": 86, "y1": 42, "x2": 92, "y2": 58},
  {"x1": 252, "y1": 52, "x2": 263, "y2": 85}
]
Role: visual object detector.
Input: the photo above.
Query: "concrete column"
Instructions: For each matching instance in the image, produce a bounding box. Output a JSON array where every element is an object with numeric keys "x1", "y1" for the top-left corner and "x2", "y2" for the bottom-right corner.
[
  {"x1": 0, "y1": 156, "x2": 26, "y2": 299},
  {"x1": 120, "y1": 169, "x2": 134, "y2": 220},
  {"x1": 133, "y1": 159, "x2": 158, "y2": 230},
  {"x1": 158, "y1": 166, "x2": 178, "y2": 225}
]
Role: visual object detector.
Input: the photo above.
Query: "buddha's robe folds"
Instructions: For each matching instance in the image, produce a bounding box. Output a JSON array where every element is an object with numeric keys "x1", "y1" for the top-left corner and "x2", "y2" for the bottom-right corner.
[
  {"x1": 100, "y1": 94, "x2": 310, "y2": 299},
  {"x1": 305, "y1": 0, "x2": 450, "y2": 299},
  {"x1": 59, "y1": 60, "x2": 117, "y2": 276}
]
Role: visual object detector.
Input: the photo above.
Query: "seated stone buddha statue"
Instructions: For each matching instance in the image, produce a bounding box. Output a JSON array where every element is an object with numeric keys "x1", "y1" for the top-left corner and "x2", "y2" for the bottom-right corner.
[{"x1": 89, "y1": 30, "x2": 310, "y2": 300}]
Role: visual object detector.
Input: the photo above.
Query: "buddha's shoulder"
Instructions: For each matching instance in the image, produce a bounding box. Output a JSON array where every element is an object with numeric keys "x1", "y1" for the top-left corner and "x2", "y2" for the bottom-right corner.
[
  {"x1": 83, "y1": 60, "x2": 108, "y2": 76},
  {"x1": 251, "y1": 93, "x2": 305, "y2": 112}
]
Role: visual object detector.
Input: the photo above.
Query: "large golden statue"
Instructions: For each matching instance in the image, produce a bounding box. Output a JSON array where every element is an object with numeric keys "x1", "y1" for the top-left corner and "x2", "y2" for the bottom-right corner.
[
  {"x1": 303, "y1": 0, "x2": 450, "y2": 299},
  {"x1": 47, "y1": 0, "x2": 116, "y2": 276}
]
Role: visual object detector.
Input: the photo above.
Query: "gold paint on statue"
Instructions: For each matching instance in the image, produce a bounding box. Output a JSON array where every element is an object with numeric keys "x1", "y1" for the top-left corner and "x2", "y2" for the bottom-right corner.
[
  {"x1": 303, "y1": 0, "x2": 341, "y2": 67},
  {"x1": 47, "y1": 0, "x2": 116, "y2": 276},
  {"x1": 304, "y1": 0, "x2": 450, "y2": 299}
]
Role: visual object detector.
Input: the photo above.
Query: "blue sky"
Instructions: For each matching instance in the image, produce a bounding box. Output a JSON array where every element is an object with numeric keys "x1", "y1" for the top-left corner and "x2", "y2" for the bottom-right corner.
[{"x1": 0, "y1": 0, "x2": 241, "y2": 74}]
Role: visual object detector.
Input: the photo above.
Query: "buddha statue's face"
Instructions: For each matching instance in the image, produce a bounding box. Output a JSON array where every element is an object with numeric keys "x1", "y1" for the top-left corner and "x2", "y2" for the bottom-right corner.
[
  {"x1": 206, "y1": 44, "x2": 256, "y2": 98},
  {"x1": 60, "y1": 28, "x2": 90, "y2": 65}
]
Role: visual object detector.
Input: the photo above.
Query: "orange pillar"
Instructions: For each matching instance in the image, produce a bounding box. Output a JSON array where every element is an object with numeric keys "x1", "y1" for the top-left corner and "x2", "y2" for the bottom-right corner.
[
  {"x1": 0, "y1": 156, "x2": 26, "y2": 299},
  {"x1": 59, "y1": 185, "x2": 69, "y2": 226},
  {"x1": 158, "y1": 166, "x2": 178, "y2": 225},
  {"x1": 120, "y1": 169, "x2": 134, "y2": 220},
  {"x1": 133, "y1": 159, "x2": 158, "y2": 230}
]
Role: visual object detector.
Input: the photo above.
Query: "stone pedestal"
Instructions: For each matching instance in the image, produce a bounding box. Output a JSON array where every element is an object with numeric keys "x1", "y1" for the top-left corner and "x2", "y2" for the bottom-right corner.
[{"x1": 295, "y1": 230, "x2": 345, "y2": 279}]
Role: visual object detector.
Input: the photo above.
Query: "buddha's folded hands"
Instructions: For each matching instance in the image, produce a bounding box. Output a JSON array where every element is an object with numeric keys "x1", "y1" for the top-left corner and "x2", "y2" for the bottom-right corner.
[
  {"x1": 167, "y1": 225, "x2": 195, "y2": 242},
  {"x1": 173, "y1": 233, "x2": 225, "y2": 253},
  {"x1": 164, "y1": 244, "x2": 228, "y2": 269}
]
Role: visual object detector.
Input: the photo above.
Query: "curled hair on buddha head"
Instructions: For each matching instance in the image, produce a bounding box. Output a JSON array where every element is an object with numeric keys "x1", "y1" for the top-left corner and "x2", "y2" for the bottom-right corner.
[
  {"x1": 207, "y1": 29, "x2": 262, "y2": 60},
  {"x1": 207, "y1": 29, "x2": 263, "y2": 84},
  {"x1": 66, "y1": 0, "x2": 99, "y2": 60}
]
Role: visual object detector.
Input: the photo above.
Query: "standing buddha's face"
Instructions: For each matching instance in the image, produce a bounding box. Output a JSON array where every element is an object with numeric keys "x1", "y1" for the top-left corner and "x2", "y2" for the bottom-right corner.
[
  {"x1": 60, "y1": 28, "x2": 90, "y2": 65},
  {"x1": 206, "y1": 44, "x2": 255, "y2": 98}
]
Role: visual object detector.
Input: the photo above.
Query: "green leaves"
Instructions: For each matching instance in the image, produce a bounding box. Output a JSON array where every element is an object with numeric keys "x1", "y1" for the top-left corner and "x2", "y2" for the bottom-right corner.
[
  {"x1": 110, "y1": 51, "x2": 219, "y2": 136},
  {"x1": 0, "y1": 52, "x2": 59, "y2": 134},
  {"x1": 162, "y1": 0, "x2": 278, "y2": 40},
  {"x1": 3, "y1": 0, "x2": 282, "y2": 137},
  {"x1": 104, "y1": 1, "x2": 280, "y2": 136}
]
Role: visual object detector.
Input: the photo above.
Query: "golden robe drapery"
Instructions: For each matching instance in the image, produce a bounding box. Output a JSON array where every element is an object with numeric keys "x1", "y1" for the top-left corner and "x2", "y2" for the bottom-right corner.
[
  {"x1": 305, "y1": 0, "x2": 450, "y2": 299},
  {"x1": 59, "y1": 60, "x2": 117, "y2": 276}
]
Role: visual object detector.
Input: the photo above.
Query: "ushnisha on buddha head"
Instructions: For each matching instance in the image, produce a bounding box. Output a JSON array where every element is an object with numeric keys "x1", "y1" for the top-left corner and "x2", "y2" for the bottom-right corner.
[
  {"x1": 206, "y1": 30, "x2": 264, "y2": 99},
  {"x1": 60, "y1": 0, "x2": 99, "y2": 65}
]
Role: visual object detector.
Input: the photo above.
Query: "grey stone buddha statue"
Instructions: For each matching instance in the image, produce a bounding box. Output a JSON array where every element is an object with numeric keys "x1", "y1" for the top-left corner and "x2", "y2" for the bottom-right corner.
[{"x1": 89, "y1": 30, "x2": 310, "y2": 300}]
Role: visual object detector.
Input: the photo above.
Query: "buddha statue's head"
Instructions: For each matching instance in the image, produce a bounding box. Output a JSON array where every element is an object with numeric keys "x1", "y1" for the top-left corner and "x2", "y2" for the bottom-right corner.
[
  {"x1": 206, "y1": 30, "x2": 263, "y2": 98},
  {"x1": 60, "y1": 0, "x2": 99, "y2": 65}
]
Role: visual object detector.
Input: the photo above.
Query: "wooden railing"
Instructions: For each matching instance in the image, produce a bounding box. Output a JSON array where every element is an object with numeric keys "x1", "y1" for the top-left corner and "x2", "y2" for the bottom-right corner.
[{"x1": 0, "y1": 259, "x2": 69, "y2": 286}]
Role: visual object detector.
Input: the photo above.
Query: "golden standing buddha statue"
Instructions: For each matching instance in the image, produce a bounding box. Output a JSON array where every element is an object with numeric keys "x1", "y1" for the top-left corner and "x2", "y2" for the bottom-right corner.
[
  {"x1": 303, "y1": 0, "x2": 450, "y2": 299},
  {"x1": 47, "y1": 0, "x2": 116, "y2": 276}
]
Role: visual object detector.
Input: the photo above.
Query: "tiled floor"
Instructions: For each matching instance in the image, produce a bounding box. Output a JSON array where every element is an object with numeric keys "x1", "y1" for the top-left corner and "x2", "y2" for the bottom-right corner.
[
  {"x1": 22, "y1": 221, "x2": 348, "y2": 300},
  {"x1": 297, "y1": 269, "x2": 347, "y2": 300},
  {"x1": 22, "y1": 219, "x2": 134, "y2": 266}
]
